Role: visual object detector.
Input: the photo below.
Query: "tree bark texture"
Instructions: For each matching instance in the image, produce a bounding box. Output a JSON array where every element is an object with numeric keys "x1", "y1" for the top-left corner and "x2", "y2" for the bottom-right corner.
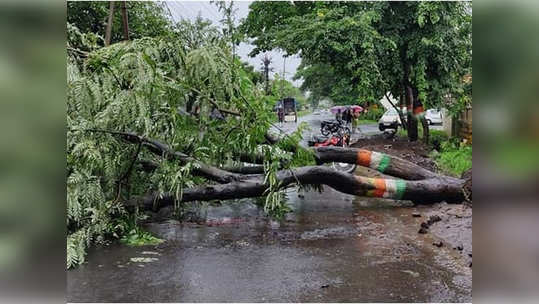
[
  {"x1": 104, "y1": 1, "x2": 115, "y2": 46},
  {"x1": 120, "y1": 0, "x2": 129, "y2": 41}
]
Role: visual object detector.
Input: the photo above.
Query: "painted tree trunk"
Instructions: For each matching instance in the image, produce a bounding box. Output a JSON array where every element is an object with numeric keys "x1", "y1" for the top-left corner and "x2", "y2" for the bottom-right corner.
[{"x1": 127, "y1": 166, "x2": 464, "y2": 212}]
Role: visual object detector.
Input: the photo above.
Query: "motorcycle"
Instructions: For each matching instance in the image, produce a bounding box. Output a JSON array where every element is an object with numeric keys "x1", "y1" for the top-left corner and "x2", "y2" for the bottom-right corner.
[
  {"x1": 308, "y1": 121, "x2": 356, "y2": 173},
  {"x1": 320, "y1": 119, "x2": 350, "y2": 136}
]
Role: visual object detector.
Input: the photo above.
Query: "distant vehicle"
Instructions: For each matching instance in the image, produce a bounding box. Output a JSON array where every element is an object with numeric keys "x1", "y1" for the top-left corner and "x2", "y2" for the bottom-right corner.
[
  {"x1": 281, "y1": 97, "x2": 297, "y2": 122},
  {"x1": 378, "y1": 108, "x2": 402, "y2": 131},
  {"x1": 313, "y1": 110, "x2": 321, "y2": 115},
  {"x1": 425, "y1": 109, "x2": 442, "y2": 125}
]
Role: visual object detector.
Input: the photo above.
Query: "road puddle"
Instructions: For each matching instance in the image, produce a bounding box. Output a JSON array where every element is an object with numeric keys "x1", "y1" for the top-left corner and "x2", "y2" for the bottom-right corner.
[{"x1": 68, "y1": 187, "x2": 471, "y2": 302}]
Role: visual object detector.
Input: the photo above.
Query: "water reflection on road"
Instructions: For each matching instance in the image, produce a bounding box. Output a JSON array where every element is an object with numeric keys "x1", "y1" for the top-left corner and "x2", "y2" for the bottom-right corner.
[{"x1": 67, "y1": 186, "x2": 471, "y2": 302}]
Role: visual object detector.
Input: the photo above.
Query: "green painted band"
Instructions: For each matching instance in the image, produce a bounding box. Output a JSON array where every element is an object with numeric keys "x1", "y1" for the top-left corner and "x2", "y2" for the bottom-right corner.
[
  {"x1": 395, "y1": 179, "x2": 406, "y2": 199},
  {"x1": 377, "y1": 154, "x2": 391, "y2": 173}
]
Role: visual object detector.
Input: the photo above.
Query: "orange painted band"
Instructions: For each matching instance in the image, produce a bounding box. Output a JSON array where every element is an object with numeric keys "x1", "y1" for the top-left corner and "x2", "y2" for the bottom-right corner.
[{"x1": 357, "y1": 149, "x2": 371, "y2": 167}]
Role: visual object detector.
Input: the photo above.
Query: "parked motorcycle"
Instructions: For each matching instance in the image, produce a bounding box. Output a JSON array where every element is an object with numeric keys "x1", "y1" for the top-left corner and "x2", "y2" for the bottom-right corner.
[
  {"x1": 320, "y1": 119, "x2": 351, "y2": 136},
  {"x1": 308, "y1": 121, "x2": 356, "y2": 173}
]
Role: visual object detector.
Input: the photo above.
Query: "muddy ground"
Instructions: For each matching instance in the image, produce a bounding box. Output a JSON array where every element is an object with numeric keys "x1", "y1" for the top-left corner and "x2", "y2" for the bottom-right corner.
[
  {"x1": 353, "y1": 135, "x2": 472, "y2": 268},
  {"x1": 67, "y1": 117, "x2": 471, "y2": 303},
  {"x1": 352, "y1": 133, "x2": 439, "y2": 172}
]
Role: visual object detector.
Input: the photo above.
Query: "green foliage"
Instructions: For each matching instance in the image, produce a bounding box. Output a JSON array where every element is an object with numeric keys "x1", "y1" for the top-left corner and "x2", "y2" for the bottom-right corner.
[
  {"x1": 67, "y1": 1, "x2": 174, "y2": 45},
  {"x1": 66, "y1": 19, "x2": 303, "y2": 268},
  {"x1": 361, "y1": 107, "x2": 384, "y2": 121},
  {"x1": 426, "y1": 131, "x2": 471, "y2": 176},
  {"x1": 173, "y1": 16, "x2": 223, "y2": 50},
  {"x1": 357, "y1": 119, "x2": 377, "y2": 125},
  {"x1": 121, "y1": 227, "x2": 164, "y2": 247},
  {"x1": 429, "y1": 129, "x2": 450, "y2": 151},
  {"x1": 67, "y1": 22, "x2": 103, "y2": 55},
  {"x1": 434, "y1": 141, "x2": 472, "y2": 177},
  {"x1": 271, "y1": 74, "x2": 307, "y2": 106}
]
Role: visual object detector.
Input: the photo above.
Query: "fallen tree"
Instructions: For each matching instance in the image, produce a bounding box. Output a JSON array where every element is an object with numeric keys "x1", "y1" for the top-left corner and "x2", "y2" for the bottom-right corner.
[{"x1": 96, "y1": 131, "x2": 467, "y2": 212}]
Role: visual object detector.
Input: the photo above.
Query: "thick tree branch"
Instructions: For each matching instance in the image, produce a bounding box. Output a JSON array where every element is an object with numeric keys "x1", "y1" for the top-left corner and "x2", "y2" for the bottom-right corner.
[
  {"x1": 220, "y1": 164, "x2": 265, "y2": 174},
  {"x1": 313, "y1": 146, "x2": 439, "y2": 180},
  {"x1": 83, "y1": 129, "x2": 241, "y2": 183},
  {"x1": 127, "y1": 166, "x2": 464, "y2": 212},
  {"x1": 207, "y1": 98, "x2": 241, "y2": 116}
]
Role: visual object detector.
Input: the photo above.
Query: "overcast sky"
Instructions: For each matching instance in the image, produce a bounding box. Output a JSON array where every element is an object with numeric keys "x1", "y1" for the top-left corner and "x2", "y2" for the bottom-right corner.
[{"x1": 165, "y1": 1, "x2": 303, "y2": 86}]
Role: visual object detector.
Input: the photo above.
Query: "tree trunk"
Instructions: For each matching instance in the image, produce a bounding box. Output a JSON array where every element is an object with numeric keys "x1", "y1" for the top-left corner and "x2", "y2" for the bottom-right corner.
[
  {"x1": 120, "y1": 0, "x2": 129, "y2": 41},
  {"x1": 420, "y1": 115, "x2": 429, "y2": 145},
  {"x1": 399, "y1": 94, "x2": 407, "y2": 130},
  {"x1": 405, "y1": 85, "x2": 418, "y2": 141},
  {"x1": 411, "y1": 87, "x2": 429, "y2": 145},
  {"x1": 104, "y1": 1, "x2": 115, "y2": 46},
  {"x1": 127, "y1": 166, "x2": 464, "y2": 212},
  {"x1": 313, "y1": 146, "x2": 439, "y2": 180}
]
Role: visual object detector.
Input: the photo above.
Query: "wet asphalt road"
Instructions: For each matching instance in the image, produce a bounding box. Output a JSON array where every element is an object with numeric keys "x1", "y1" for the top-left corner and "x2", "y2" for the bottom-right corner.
[
  {"x1": 67, "y1": 114, "x2": 469, "y2": 303},
  {"x1": 274, "y1": 112, "x2": 381, "y2": 144},
  {"x1": 273, "y1": 112, "x2": 443, "y2": 145}
]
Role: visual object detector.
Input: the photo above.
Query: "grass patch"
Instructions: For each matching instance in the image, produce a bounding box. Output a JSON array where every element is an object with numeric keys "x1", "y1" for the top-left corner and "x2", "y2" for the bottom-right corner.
[
  {"x1": 357, "y1": 119, "x2": 377, "y2": 125},
  {"x1": 396, "y1": 123, "x2": 426, "y2": 139},
  {"x1": 393, "y1": 125, "x2": 472, "y2": 177},
  {"x1": 431, "y1": 139, "x2": 472, "y2": 177}
]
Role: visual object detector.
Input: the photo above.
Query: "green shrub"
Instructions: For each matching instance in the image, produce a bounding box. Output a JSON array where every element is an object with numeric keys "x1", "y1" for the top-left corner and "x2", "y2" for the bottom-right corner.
[
  {"x1": 429, "y1": 130, "x2": 450, "y2": 151},
  {"x1": 361, "y1": 107, "x2": 384, "y2": 121},
  {"x1": 435, "y1": 141, "x2": 472, "y2": 177}
]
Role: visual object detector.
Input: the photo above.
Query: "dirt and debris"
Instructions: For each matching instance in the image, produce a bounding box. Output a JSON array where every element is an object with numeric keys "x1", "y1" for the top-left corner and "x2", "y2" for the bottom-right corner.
[
  {"x1": 433, "y1": 241, "x2": 444, "y2": 247},
  {"x1": 416, "y1": 202, "x2": 473, "y2": 267},
  {"x1": 351, "y1": 135, "x2": 472, "y2": 274},
  {"x1": 351, "y1": 134, "x2": 438, "y2": 172}
]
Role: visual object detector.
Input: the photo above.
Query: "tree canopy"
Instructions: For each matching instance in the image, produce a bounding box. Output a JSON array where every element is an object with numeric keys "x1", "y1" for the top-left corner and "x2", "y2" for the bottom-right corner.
[
  {"x1": 67, "y1": 1, "x2": 174, "y2": 45},
  {"x1": 241, "y1": 1, "x2": 472, "y2": 114}
]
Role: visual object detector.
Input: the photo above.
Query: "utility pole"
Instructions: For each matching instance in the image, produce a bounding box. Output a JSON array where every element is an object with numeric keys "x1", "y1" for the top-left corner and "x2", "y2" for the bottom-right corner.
[
  {"x1": 261, "y1": 54, "x2": 272, "y2": 95},
  {"x1": 280, "y1": 56, "x2": 286, "y2": 99},
  {"x1": 105, "y1": 1, "x2": 115, "y2": 46},
  {"x1": 121, "y1": 0, "x2": 129, "y2": 41}
]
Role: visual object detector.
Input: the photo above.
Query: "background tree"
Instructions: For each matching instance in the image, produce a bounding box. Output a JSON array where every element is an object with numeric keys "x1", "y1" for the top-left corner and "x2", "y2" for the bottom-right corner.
[
  {"x1": 67, "y1": 1, "x2": 173, "y2": 45},
  {"x1": 260, "y1": 54, "x2": 273, "y2": 95},
  {"x1": 241, "y1": 1, "x2": 472, "y2": 142}
]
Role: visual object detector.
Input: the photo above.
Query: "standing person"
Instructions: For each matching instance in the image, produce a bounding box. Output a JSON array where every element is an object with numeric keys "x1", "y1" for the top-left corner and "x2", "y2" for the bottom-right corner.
[
  {"x1": 344, "y1": 107, "x2": 352, "y2": 127},
  {"x1": 351, "y1": 109, "x2": 359, "y2": 133},
  {"x1": 278, "y1": 105, "x2": 284, "y2": 126}
]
